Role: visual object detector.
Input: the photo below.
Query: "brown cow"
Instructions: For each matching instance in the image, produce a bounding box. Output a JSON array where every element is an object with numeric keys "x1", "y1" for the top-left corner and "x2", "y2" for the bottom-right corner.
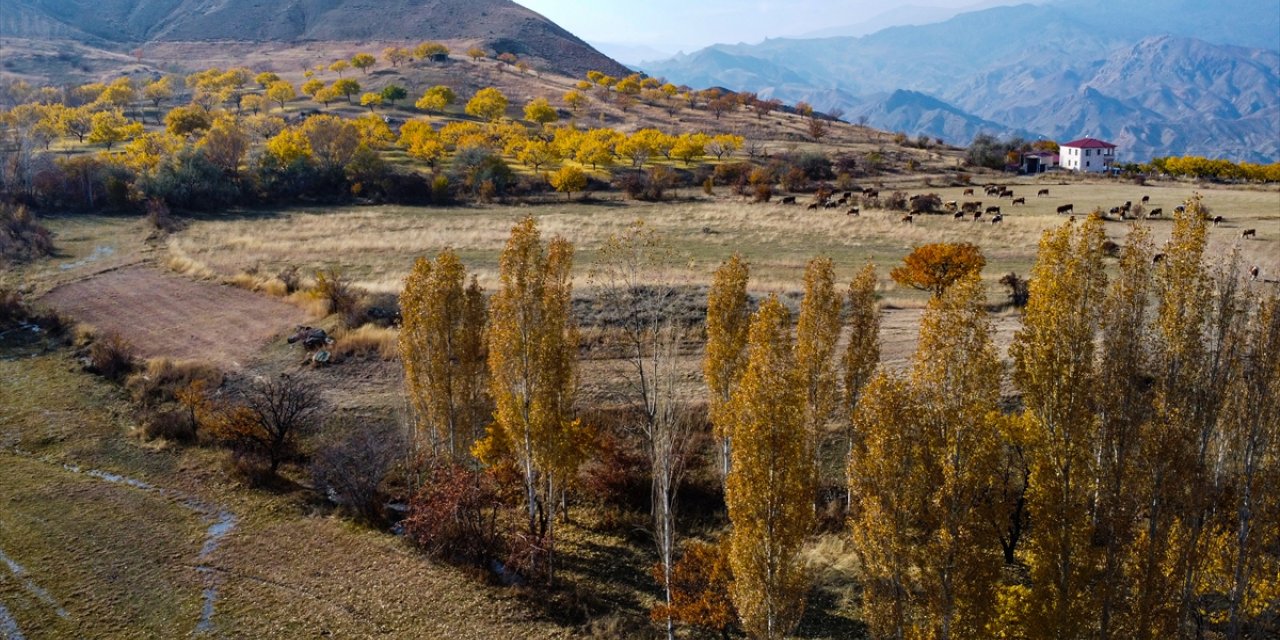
[
  {"x1": 1012, "y1": 197, "x2": 1026, "y2": 205},
  {"x1": 1241, "y1": 229, "x2": 1257, "y2": 239},
  {"x1": 781, "y1": 196, "x2": 797, "y2": 204},
  {"x1": 1250, "y1": 265, "x2": 1260, "y2": 281},
  {"x1": 963, "y1": 188, "x2": 975, "y2": 196},
  {"x1": 985, "y1": 206, "x2": 1001, "y2": 215},
  {"x1": 901, "y1": 214, "x2": 914, "y2": 224},
  {"x1": 1037, "y1": 188, "x2": 1050, "y2": 197}
]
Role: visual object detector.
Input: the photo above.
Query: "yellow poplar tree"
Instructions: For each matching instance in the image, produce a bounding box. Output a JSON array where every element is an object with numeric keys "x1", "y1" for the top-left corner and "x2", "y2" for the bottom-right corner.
[
  {"x1": 910, "y1": 274, "x2": 1004, "y2": 639},
  {"x1": 475, "y1": 216, "x2": 587, "y2": 581},
  {"x1": 1094, "y1": 223, "x2": 1156, "y2": 639},
  {"x1": 399, "y1": 248, "x2": 487, "y2": 458},
  {"x1": 726, "y1": 295, "x2": 813, "y2": 640},
  {"x1": 704, "y1": 254, "x2": 751, "y2": 483},
  {"x1": 1008, "y1": 215, "x2": 1108, "y2": 639},
  {"x1": 841, "y1": 264, "x2": 880, "y2": 507},
  {"x1": 795, "y1": 257, "x2": 842, "y2": 483},
  {"x1": 848, "y1": 371, "x2": 924, "y2": 639}
]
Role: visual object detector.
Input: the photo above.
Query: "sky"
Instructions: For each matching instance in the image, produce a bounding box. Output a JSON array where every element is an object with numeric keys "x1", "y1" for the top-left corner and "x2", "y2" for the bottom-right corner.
[{"x1": 513, "y1": 0, "x2": 1039, "y2": 54}]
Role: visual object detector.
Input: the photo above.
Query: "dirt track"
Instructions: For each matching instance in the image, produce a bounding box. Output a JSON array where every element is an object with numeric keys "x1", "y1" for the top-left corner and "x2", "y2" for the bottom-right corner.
[{"x1": 41, "y1": 267, "x2": 306, "y2": 366}]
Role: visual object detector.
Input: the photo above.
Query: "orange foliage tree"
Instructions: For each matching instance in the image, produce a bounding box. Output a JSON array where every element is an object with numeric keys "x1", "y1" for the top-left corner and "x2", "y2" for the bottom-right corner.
[{"x1": 890, "y1": 242, "x2": 986, "y2": 298}]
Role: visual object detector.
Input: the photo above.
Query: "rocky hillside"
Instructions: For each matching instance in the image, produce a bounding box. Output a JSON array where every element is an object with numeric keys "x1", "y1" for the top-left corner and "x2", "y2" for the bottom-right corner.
[
  {"x1": 644, "y1": 0, "x2": 1280, "y2": 161},
  {"x1": 0, "y1": 0, "x2": 628, "y2": 78}
]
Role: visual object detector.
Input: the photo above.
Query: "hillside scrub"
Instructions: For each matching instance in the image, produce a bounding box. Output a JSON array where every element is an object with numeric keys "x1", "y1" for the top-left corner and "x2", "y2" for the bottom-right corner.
[{"x1": 1, "y1": 203, "x2": 54, "y2": 263}]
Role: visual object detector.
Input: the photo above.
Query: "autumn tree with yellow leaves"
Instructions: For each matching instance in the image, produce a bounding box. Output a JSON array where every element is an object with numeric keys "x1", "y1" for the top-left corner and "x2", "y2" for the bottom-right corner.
[
  {"x1": 841, "y1": 264, "x2": 880, "y2": 507},
  {"x1": 891, "y1": 242, "x2": 986, "y2": 298},
  {"x1": 726, "y1": 295, "x2": 814, "y2": 640},
  {"x1": 475, "y1": 216, "x2": 587, "y2": 583},
  {"x1": 795, "y1": 257, "x2": 842, "y2": 483},
  {"x1": 704, "y1": 254, "x2": 751, "y2": 484},
  {"x1": 1008, "y1": 215, "x2": 1109, "y2": 639},
  {"x1": 400, "y1": 248, "x2": 488, "y2": 458}
]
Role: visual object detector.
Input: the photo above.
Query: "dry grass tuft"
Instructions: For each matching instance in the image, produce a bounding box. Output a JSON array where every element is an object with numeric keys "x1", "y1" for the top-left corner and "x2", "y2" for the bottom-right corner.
[
  {"x1": 125, "y1": 357, "x2": 224, "y2": 407},
  {"x1": 332, "y1": 323, "x2": 399, "y2": 361}
]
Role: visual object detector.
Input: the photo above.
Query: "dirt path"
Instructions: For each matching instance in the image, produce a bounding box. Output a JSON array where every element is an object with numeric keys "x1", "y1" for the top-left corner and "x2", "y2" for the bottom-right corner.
[{"x1": 41, "y1": 267, "x2": 306, "y2": 367}]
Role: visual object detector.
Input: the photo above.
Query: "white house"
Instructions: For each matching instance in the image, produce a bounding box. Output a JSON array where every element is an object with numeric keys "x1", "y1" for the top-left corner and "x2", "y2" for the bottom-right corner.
[{"x1": 1060, "y1": 137, "x2": 1117, "y2": 173}]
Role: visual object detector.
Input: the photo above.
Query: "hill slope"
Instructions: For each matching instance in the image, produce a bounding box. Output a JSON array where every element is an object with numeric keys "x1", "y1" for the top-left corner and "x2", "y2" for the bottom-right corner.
[
  {"x1": 644, "y1": 0, "x2": 1280, "y2": 161},
  {"x1": 0, "y1": 0, "x2": 628, "y2": 78}
]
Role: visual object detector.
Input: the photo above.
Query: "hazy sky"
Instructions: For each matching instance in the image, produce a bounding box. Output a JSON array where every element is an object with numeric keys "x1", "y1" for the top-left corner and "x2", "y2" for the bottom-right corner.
[{"x1": 514, "y1": 0, "x2": 1037, "y2": 53}]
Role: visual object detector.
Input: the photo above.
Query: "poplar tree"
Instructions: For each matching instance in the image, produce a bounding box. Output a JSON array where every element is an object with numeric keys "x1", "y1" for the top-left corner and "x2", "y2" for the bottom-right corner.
[
  {"x1": 475, "y1": 216, "x2": 586, "y2": 582},
  {"x1": 1094, "y1": 224, "x2": 1155, "y2": 639},
  {"x1": 592, "y1": 221, "x2": 697, "y2": 640},
  {"x1": 399, "y1": 249, "x2": 487, "y2": 458},
  {"x1": 911, "y1": 274, "x2": 1004, "y2": 639},
  {"x1": 704, "y1": 254, "x2": 751, "y2": 484},
  {"x1": 841, "y1": 264, "x2": 880, "y2": 508},
  {"x1": 726, "y1": 296, "x2": 813, "y2": 640},
  {"x1": 795, "y1": 257, "x2": 843, "y2": 483},
  {"x1": 1008, "y1": 215, "x2": 1108, "y2": 638}
]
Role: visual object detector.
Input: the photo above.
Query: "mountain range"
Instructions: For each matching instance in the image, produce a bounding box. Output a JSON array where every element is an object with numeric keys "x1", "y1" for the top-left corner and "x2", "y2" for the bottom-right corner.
[
  {"x1": 643, "y1": 0, "x2": 1280, "y2": 162},
  {"x1": 0, "y1": 0, "x2": 628, "y2": 78}
]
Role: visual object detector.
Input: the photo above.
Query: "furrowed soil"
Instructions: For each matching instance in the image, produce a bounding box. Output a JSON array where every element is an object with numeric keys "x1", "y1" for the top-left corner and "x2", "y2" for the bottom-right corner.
[{"x1": 40, "y1": 266, "x2": 307, "y2": 366}]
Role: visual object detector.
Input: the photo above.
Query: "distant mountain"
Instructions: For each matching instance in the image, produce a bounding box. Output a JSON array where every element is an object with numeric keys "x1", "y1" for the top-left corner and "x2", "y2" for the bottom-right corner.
[
  {"x1": 799, "y1": 5, "x2": 966, "y2": 39},
  {"x1": 588, "y1": 41, "x2": 673, "y2": 68},
  {"x1": 0, "y1": 0, "x2": 629, "y2": 78},
  {"x1": 644, "y1": 0, "x2": 1280, "y2": 161}
]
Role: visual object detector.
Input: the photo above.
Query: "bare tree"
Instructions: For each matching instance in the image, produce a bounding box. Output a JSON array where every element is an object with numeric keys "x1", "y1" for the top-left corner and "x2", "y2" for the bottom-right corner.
[
  {"x1": 239, "y1": 374, "x2": 323, "y2": 473},
  {"x1": 591, "y1": 221, "x2": 698, "y2": 640}
]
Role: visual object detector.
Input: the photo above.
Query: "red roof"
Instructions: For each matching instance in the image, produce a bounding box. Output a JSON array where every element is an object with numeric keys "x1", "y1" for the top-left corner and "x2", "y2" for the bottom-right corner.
[{"x1": 1061, "y1": 137, "x2": 1116, "y2": 149}]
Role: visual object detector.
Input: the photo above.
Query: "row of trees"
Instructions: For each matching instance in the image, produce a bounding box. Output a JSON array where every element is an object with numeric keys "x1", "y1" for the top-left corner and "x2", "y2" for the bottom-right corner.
[
  {"x1": 1144, "y1": 155, "x2": 1280, "y2": 182},
  {"x1": 701, "y1": 200, "x2": 1278, "y2": 639}
]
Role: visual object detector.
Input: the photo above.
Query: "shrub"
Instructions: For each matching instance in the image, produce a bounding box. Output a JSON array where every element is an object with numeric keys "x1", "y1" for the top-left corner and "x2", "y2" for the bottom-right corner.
[
  {"x1": 1000, "y1": 272, "x2": 1031, "y2": 307},
  {"x1": 140, "y1": 407, "x2": 197, "y2": 443},
  {"x1": 212, "y1": 375, "x2": 322, "y2": 474},
  {"x1": 313, "y1": 268, "x2": 358, "y2": 322},
  {"x1": 1, "y1": 203, "x2": 54, "y2": 264},
  {"x1": 883, "y1": 190, "x2": 909, "y2": 211},
  {"x1": 404, "y1": 461, "x2": 507, "y2": 566},
  {"x1": 86, "y1": 332, "x2": 139, "y2": 382},
  {"x1": 312, "y1": 420, "x2": 404, "y2": 523},
  {"x1": 145, "y1": 198, "x2": 180, "y2": 234},
  {"x1": 910, "y1": 193, "x2": 943, "y2": 213},
  {"x1": 650, "y1": 540, "x2": 736, "y2": 639},
  {"x1": 126, "y1": 358, "x2": 223, "y2": 407},
  {"x1": 0, "y1": 287, "x2": 25, "y2": 327}
]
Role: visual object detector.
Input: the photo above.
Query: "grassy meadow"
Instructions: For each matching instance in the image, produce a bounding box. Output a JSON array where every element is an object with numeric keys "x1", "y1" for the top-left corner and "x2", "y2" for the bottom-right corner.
[{"x1": 168, "y1": 180, "x2": 1280, "y2": 296}]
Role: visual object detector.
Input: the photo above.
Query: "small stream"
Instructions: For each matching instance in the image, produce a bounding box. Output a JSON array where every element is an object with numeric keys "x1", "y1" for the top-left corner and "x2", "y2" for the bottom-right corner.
[{"x1": 5, "y1": 449, "x2": 237, "y2": 636}]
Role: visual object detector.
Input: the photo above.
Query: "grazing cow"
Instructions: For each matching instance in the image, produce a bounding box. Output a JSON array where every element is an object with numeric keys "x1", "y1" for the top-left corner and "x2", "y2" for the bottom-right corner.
[
  {"x1": 866, "y1": 190, "x2": 880, "y2": 199},
  {"x1": 1057, "y1": 204, "x2": 1074, "y2": 215},
  {"x1": 1241, "y1": 229, "x2": 1257, "y2": 239},
  {"x1": 1141, "y1": 195, "x2": 1150, "y2": 204},
  {"x1": 847, "y1": 207, "x2": 860, "y2": 216},
  {"x1": 781, "y1": 196, "x2": 797, "y2": 205},
  {"x1": 807, "y1": 202, "x2": 820, "y2": 211},
  {"x1": 825, "y1": 201, "x2": 840, "y2": 209},
  {"x1": 1175, "y1": 205, "x2": 1186, "y2": 213},
  {"x1": 973, "y1": 211, "x2": 984, "y2": 221},
  {"x1": 985, "y1": 206, "x2": 1001, "y2": 215},
  {"x1": 1012, "y1": 197, "x2": 1026, "y2": 206},
  {"x1": 944, "y1": 200, "x2": 958, "y2": 210},
  {"x1": 963, "y1": 188, "x2": 975, "y2": 196},
  {"x1": 1000, "y1": 189, "x2": 1014, "y2": 198},
  {"x1": 1250, "y1": 265, "x2": 1260, "y2": 281},
  {"x1": 1037, "y1": 188, "x2": 1050, "y2": 197},
  {"x1": 837, "y1": 197, "x2": 849, "y2": 206},
  {"x1": 1110, "y1": 207, "x2": 1122, "y2": 216},
  {"x1": 1153, "y1": 253, "x2": 1167, "y2": 264},
  {"x1": 901, "y1": 214, "x2": 914, "y2": 224},
  {"x1": 991, "y1": 214, "x2": 1004, "y2": 225},
  {"x1": 954, "y1": 211, "x2": 966, "y2": 220},
  {"x1": 1148, "y1": 208, "x2": 1163, "y2": 218},
  {"x1": 1212, "y1": 215, "x2": 1224, "y2": 226},
  {"x1": 842, "y1": 191, "x2": 853, "y2": 200},
  {"x1": 963, "y1": 201, "x2": 982, "y2": 212}
]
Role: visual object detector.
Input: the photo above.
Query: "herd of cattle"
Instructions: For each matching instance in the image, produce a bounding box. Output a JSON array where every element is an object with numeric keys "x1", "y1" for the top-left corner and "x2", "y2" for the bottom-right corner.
[{"x1": 777, "y1": 183, "x2": 1260, "y2": 240}]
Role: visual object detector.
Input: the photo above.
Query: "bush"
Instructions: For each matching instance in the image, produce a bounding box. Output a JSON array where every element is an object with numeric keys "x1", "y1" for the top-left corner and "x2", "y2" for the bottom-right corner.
[
  {"x1": 312, "y1": 420, "x2": 404, "y2": 523},
  {"x1": 140, "y1": 407, "x2": 197, "y2": 443},
  {"x1": 650, "y1": 540, "x2": 736, "y2": 639},
  {"x1": 313, "y1": 268, "x2": 358, "y2": 323},
  {"x1": 1000, "y1": 272, "x2": 1031, "y2": 308},
  {"x1": 883, "y1": 190, "x2": 909, "y2": 211},
  {"x1": 126, "y1": 358, "x2": 223, "y2": 407},
  {"x1": 404, "y1": 461, "x2": 507, "y2": 566},
  {"x1": 86, "y1": 332, "x2": 139, "y2": 382},
  {"x1": 1, "y1": 203, "x2": 54, "y2": 264},
  {"x1": 211, "y1": 375, "x2": 322, "y2": 474}
]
